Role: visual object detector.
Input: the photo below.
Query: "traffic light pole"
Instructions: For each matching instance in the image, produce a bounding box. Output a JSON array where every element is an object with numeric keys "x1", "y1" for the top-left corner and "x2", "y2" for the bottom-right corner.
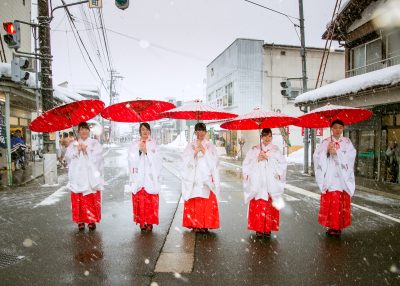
[
  {"x1": 38, "y1": 0, "x2": 55, "y2": 153},
  {"x1": 298, "y1": 0, "x2": 309, "y2": 174}
]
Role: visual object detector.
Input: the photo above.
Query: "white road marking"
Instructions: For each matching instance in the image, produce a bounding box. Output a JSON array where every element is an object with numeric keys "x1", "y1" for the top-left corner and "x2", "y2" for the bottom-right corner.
[
  {"x1": 285, "y1": 184, "x2": 400, "y2": 224},
  {"x1": 282, "y1": 193, "x2": 301, "y2": 202},
  {"x1": 220, "y1": 161, "x2": 242, "y2": 169},
  {"x1": 34, "y1": 186, "x2": 69, "y2": 208}
]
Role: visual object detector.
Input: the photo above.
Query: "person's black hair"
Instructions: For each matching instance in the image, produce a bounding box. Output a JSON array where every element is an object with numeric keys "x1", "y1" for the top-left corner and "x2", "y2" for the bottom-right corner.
[
  {"x1": 69, "y1": 131, "x2": 74, "y2": 136},
  {"x1": 261, "y1": 128, "x2": 272, "y2": 137},
  {"x1": 194, "y1": 122, "x2": 207, "y2": 132},
  {"x1": 62, "y1": 132, "x2": 68, "y2": 138},
  {"x1": 330, "y1": 119, "x2": 344, "y2": 127},
  {"x1": 139, "y1": 122, "x2": 151, "y2": 135},
  {"x1": 78, "y1": 122, "x2": 90, "y2": 131},
  {"x1": 15, "y1": 129, "x2": 21, "y2": 133}
]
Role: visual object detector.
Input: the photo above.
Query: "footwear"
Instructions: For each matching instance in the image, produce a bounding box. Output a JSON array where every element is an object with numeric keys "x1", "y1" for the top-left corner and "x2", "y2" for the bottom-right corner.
[
  {"x1": 146, "y1": 224, "x2": 153, "y2": 232},
  {"x1": 88, "y1": 223, "x2": 96, "y2": 230},
  {"x1": 78, "y1": 223, "x2": 85, "y2": 231},
  {"x1": 140, "y1": 224, "x2": 147, "y2": 231},
  {"x1": 256, "y1": 232, "x2": 263, "y2": 238},
  {"x1": 326, "y1": 228, "x2": 341, "y2": 237},
  {"x1": 264, "y1": 232, "x2": 271, "y2": 238}
]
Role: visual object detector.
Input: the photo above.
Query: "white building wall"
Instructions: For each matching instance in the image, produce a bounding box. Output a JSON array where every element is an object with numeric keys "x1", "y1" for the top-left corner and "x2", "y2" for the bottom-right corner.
[
  {"x1": 206, "y1": 39, "x2": 264, "y2": 115},
  {"x1": 263, "y1": 45, "x2": 345, "y2": 150},
  {"x1": 0, "y1": 0, "x2": 32, "y2": 63}
]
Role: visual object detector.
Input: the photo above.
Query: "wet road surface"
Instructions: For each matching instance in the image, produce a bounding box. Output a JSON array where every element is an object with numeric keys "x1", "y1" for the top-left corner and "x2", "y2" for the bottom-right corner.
[{"x1": 0, "y1": 144, "x2": 399, "y2": 285}]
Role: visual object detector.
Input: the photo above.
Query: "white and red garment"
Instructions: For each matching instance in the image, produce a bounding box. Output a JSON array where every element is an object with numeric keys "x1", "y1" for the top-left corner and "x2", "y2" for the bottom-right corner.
[
  {"x1": 242, "y1": 143, "x2": 287, "y2": 232},
  {"x1": 65, "y1": 138, "x2": 104, "y2": 224},
  {"x1": 128, "y1": 138, "x2": 161, "y2": 226},
  {"x1": 181, "y1": 139, "x2": 220, "y2": 229},
  {"x1": 313, "y1": 136, "x2": 356, "y2": 230}
]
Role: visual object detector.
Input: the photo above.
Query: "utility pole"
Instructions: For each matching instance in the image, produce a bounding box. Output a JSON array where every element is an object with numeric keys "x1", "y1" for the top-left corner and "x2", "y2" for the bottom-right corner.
[
  {"x1": 298, "y1": 0, "x2": 309, "y2": 174},
  {"x1": 108, "y1": 70, "x2": 123, "y2": 142},
  {"x1": 38, "y1": 0, "x2": 55, "y2": 152}
]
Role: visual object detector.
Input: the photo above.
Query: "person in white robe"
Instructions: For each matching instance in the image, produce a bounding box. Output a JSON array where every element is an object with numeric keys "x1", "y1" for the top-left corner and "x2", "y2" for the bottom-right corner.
[
  {"x1": 128, "y1": 122, "x2": 162, "y2": 232},
  {"x1": 181, "y1": 122, "x2": 220, "y2": 232},
  {"x1": 65, "y1": 122, "x2": 104, "y2": 231},
  {"x1": 242, "y1": 128, "x2": 287, "y2": 238},
  {"x1": 314, "y1": 119, "x2": 356, "y2": 237}
]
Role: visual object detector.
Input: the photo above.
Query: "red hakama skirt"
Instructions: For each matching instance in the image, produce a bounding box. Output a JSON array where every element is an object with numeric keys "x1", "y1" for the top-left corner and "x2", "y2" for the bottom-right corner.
[
  {"x1": 71, "y1": 191, "x2": 101, "y2": 224},
  {"x1": 318, "y1": 190, "x2": 351, "y2": 230},
  {"x1": 182, "y1": 191, "x2": 220, "y2": 229},
  {"x1": 132, "y1": 188, "x2": 159, "y2": 225},
  {"x1": 247, "y1": 196, "x2": 279, "y2": 232}
]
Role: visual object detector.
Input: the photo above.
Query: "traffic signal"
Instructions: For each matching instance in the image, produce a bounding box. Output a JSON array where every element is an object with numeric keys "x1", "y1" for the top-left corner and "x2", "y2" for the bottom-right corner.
[
  {"x1": 115, "y1": 0, "x2": 129, "y2": 10},
  {"x1": 280, "y1": 80, "x2": 292, "y2": 97},
  {"x1": 11, "y1": 57, "x2": 30, "y2": 82},
  {"x1": 3, "y1": 21, "x2": 20, "y2": 49}
]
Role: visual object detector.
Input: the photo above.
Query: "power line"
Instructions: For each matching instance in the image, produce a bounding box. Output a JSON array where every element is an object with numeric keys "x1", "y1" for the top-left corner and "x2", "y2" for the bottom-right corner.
[
  {"x1": 98, "y1": 9, "x2": 113, "y2": 71},
  {"x1": 79, "y1": 5, "x2": 108, "y2": 78},
  {"x1": 244, "y1": 0, "x2": 300, "y2": 21},
  {"x1": 105, "y1": 28, "x2": 207, "y2": 62},
  {"x1": 60, "y1": 0, "x2": 108, "y2": 91}
]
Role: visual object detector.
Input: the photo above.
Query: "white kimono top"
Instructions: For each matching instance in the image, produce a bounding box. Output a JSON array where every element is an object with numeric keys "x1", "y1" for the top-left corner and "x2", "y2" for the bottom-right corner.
[
  {"x1": 128, "y1": 138, "x2": 161, "y2": 195},
  {"x1": 65, "y1": 137, "x2": 104, "y2": 195},
  {"x1": 181, "y1": 139, "x2": 220, "y2": 201},
  {"x1": 313, "y1": 136, "x2": 356, "y2": 196},
  {"x1": 242, "y1": 143, "x2": 287, "y2": 204}
]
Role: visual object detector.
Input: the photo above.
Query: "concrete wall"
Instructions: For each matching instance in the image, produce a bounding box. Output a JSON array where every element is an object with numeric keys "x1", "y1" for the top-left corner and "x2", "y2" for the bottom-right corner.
[{"x1": 263, "y1": 45, "x2": 345, "y2": 150}]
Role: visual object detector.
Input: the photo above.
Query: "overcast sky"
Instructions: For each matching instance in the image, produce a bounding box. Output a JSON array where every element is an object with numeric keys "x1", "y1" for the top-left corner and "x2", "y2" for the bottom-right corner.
[{"x1": 48, "y1": 0, "x2": 338, "y2": 103}]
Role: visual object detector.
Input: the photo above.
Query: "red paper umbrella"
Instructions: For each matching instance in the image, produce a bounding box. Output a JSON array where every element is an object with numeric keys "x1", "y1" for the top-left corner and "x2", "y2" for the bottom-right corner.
[
  {"x1": 295, "y1": 104, "x2": 373, "y2": 128},
  {"x1": 101, "y1": 100, "x2": 176, "y2": 122},
  {"x1": 220, "y1": 107, "x2": 299, "y2": 130},
  {"x1": 160, "y1": 99, "x2": 237, "y2": 121},
  {"x1": 29, "y1": 99, "x2": 105, "y2": 132}
]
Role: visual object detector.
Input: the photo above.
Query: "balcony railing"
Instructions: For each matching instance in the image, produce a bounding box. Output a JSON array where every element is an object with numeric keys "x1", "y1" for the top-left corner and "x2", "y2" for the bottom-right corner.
[{"x1": 346, "y1": 55, "x2": 400, "y2": 77}]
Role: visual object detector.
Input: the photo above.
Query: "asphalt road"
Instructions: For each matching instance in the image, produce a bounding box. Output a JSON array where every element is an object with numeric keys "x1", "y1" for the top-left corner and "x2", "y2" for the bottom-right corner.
[{"x1": 0, "y1": 144, "x2": 399, "y2": 286}]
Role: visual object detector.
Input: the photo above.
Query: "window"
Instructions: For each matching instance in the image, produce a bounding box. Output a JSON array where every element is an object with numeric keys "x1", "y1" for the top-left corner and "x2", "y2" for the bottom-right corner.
[
  {"x1": 366, "y1": 39, "x2": 382, "y2": 72},
  {"x1": 351, "y1": 45, "x2": 366, "y2": 75},
  {"x1": 388, "y1": 30, "x2": 400, "y2": 66},
  {"x1": 350, "y1": 38, "x2": 382, "y2": 76},
  {"x1": 225, "y1": 82, "x2": 233, "y2": 107}
]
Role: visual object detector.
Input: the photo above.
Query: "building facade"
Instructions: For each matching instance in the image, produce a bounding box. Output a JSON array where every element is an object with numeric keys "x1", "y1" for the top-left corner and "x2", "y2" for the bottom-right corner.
[
  {"x1": 295, "y1": 0, "x2": 400, "y2": 185},
  {"x1": 206, "y1": 38, "x2": 345, "y2": 157}
]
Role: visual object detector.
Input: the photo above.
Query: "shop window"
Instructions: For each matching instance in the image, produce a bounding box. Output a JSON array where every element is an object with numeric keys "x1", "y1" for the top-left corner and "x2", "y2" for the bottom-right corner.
[
  {"x1": 382, "y1": 115, "x2": 394, "y2": 126},
  {"x1": 357, "y1": 130, "x2": 376, "y2": 178},
  {"x1": 10, "y1": 117, "x2": 19, "y2": 125},
  {"x1": 396, "y1": 114, "x2": 400, "y2": 126},
  {"x1": 19, "y1": 118, "x2": 28, "y2": 126}
]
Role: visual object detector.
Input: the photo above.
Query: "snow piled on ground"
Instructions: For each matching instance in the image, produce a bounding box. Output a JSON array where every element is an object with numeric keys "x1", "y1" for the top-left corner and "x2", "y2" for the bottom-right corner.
[{"x1": 286, "y1": 147, "x2": 311, "y2": 165}]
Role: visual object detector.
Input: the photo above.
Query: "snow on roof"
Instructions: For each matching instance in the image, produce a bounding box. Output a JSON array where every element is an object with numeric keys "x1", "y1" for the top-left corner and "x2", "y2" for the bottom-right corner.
[
  {"x1": 0, "y1": 62, "x2": 37, "y2": 88},
  {"x1": 1, "y1": 63, "x2": 87, "y2": 103},
  {"x1": 55, "y1": 85, "x2": 86, "y2": 101},
  {"x1": 295, "y1": 65, "x2": 400, "y2": 105}
]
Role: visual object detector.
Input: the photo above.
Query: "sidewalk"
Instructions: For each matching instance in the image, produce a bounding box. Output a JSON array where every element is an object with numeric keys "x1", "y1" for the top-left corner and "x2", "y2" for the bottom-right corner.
[
  {"x1": 220, "y1": 155, "x2": 400, "y2": 200},
  {"x1": 9, "y1": 160, "x2": 45, "y2": 187}
]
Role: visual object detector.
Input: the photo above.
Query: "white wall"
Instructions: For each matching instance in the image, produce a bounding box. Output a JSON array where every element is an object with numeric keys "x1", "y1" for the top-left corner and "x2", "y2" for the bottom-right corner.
[{"x1": 263, "y1": 45, "x2": 345, "y2": 149}]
